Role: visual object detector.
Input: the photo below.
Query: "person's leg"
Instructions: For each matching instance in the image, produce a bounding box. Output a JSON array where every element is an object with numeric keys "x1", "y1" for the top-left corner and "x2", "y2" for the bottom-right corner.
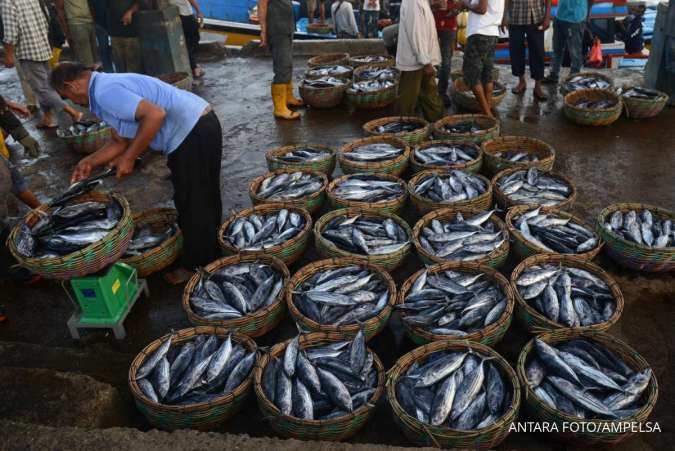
[
  {"x1": 181, "y1": 15, "x2": 198, "y2": 71},
  {"x1": 319, "y1": 1, "x2": 326, "y2": 23},
  {"x1": 95, "y1": 25, "x2": 114, "y2": 72},
  {"x1": 307, "y1": 0, "x2": 316, "y2": 24},
  {"x1": 20, "y1": 61, "x2": 80, "y2": 126},
  {"x1": 568, "y1": 22, "x2": 584, "y2": 74},
  {"x1": 545, "y1": 19, "x2": 565, "y2": 82},
  {"x1": 397, "y1": 69, "x2": 423, "y2": 116},
  {"x1": 418, "y1": 70, "x2": 444, "y2": 121},
  {"x1": 14, "y1": 60, "x2": 37, "y2": 110},
  {"x1": 508, "y1": 25, "x2": 527, "y2": 94},
  {"x1": 270, "y1": 34, "x2": 300, "y2": 119},
  {"x1": 437, "y1": 29, "x2": 452, "y2": 103},
  {"x1": 111, "y1": 37, "x2": 126, "y2": 72},
  {"x1": 526, "y1": 24, "x2": 547, "y2": 99},
  {"x1": 482, "y1": 36, "x2": 498, "y2": 110},
  {"x1": 124, "y1": 38, "x2": 143, "y2": 74},
  {"x1": 68, "y1": 23, "x2": 97, "y2": 66},
  {"x1": 464, "y1": 36, "x2": 494, "y2": 118}
]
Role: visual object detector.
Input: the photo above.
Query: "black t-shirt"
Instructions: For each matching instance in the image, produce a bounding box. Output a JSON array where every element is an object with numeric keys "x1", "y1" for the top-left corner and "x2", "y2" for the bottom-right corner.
[{"x1": 106, "y1": 0, "x2": 137, "y2": 37}]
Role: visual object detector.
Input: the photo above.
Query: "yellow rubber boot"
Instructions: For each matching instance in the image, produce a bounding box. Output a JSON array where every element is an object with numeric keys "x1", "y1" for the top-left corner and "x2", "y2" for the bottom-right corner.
[
  {"x1": 272, "y1": 84, "x2": 301, "y2": 120},
  {"x1": 285, "y1": 81, "x2": 304, "y2": 107}
]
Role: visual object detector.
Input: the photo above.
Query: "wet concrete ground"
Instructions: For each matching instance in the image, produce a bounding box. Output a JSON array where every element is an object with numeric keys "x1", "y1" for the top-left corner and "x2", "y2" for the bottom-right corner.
[{"x1": 0, "y1": 55, "x2": 673, "y2": 449}]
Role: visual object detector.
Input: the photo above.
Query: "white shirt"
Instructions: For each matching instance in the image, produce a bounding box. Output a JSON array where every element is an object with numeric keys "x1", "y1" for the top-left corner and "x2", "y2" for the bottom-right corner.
[
  {"x1": 396, "y1": 0, "x2": 441, "y2": 71},
  {"x1": 363, "y1": 0, "x2": 381, "y2": 11},
  {"x1": 331, "y1": 1, "x2": 359, "y2": 37},
  {"x1": 467, "y1": 0, "x2": 505, "y2": 37},
  {"x1": 168, "y1": 0, "x2": 194, "y2": 16}
]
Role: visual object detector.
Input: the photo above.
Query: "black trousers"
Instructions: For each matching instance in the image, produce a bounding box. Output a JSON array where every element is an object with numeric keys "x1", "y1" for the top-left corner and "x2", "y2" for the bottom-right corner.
[
  {"x1": 508, "y1": 24, "x2": 545, "y2": 80},
  {"x1": 180, "y1": 14, "x2": 200, "y2": 70},
  {"x1": 167, "y1": 111, "x2": 223, "y2": 269}
]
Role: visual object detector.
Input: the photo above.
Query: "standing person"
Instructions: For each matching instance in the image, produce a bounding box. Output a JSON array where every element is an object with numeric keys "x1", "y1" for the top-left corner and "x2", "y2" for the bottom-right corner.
[
  {"x1": 50, "y1": 62, "x2": 223, "y2": 284},
  {"x1": 396, "y1": 0, "x2": 443, "y2": 121},
  {"x1": 169, "y1": 0, "x2": 206, "y2": 79},
  {"x1": 0, "y1": 13, "x2": 38, "y2": 111},
  {"x1": 2, "y1": 0, "x2": 82, "y2": 128},
  {"x1": 331, "y1": 0, "x2": 360, "y2": 39},
  {"x1": 307, "y1": 0, "x2": 326, "y2": 24},
  {"x1": 362, "y1": 0, "x2": 381, "y2": 38},
  {"x1": 433, "y1": 0, "x2": 461, "y2": 106},
  {"x1": 89, "y1": 0, "x2": 113, "y2": 72},
  {"x1": 542, "y1": 0, "x2": 592, "y2": 83},
  {"x1": 55, "y1": 0, "x2": 99, "y2": 67},
  {"x1": 105, "y1": 0, "x2": 142, "y2": 73},
  {"x1": 258, "y1": 0, "x2": 304, "y2": 120},
  {"x1": 501, "y1": 0, "x2": 550, "y2": 99},
  {"x1": 462, "y1": 0, "x2": 505, "y2": 119}
]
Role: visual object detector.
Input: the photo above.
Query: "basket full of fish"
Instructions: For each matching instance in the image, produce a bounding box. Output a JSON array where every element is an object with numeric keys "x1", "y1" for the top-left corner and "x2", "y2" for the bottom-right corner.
[
  {"x1": 286, "y1": 258, "x2": 396, "y2": 340},
  {"x1": 559, "y1": 72, "x2": 613, "y2": 96},
  {"x1": 265, "y1": 144, "x2": 336, "y2": 176},
  {"x1": 338, "y1": 136, "x2": 409, "y2": 176},
  {"x1": 307, "y1": 53, "x2": 350, "y2": 68},
  {"x1": 120, "y1": 208, "x2": 182, "y2": 278},
  {"x1": 326, "y1": 173, "x2": 407, "y2": 214},
  {"x1": 57, "y1": 121, "x2": 111, "y2": 154},
  {"x1": 314, "y1": 208, "x2": 412, "y2": 271},
  {"x1": 348, "y1": 65, "x2": 400, "y2": 109},
  {"x1": 299, "y1": 76, "x2": 350, "y2": 109},
  {"x1": 408, "y1": 169, "x2": 493, "y2": 216},
  {"x1": 253, "y1": 332, "x2": 385, "y2": 441},
  {"x1": 597, "y1": 203, "x2": 675, "y2": 272},
  {"x1": 218, "y1": 204, "x2": 312, "y2": 265},
  {"x1": 181, "y1": 254, "x2": 289, "y2": 337},
  {"x1": 397, "y1": 262, "x2": 515, "y2": 346},
  {"x1": 451, "y1": 79, "x2": 507, "y2": 112},
  {"x1": 481, "y1": 136, "x2": 555, "y2": 175},
  {"x1": 563, "y1": 89, "x2": 622, "y2": 127},
  {"x1": 362, "y1": 116, "x2": 430, "y2": 145},
  {"x1": 386, "y1": 340, "x2": 521, "y2": 449},
  {"x1": 517, "y1": 331, "x2": 657, "y2": 445},
  {"x1": 412, "y1": 208, "x2": 509, "y2": 268},
  {"x1": 348, "y1": 54, "x2": 394, "y2": 68},
  {"x1": 304, "y1": 64, "x2": 353, "y2": 80},
  {"x1": 432, "y1": 114, "x2": 500, "y2": 144},
  {"x1": 411, "y1": 141, "x2": 483, "y2": 175},
  {"x1": 506, "y1": 205, "x2": 603, "y2": 261},
  {"x1": 248, "y1": 169, "x2": 328, "y2": 214},
  {"x1": 493, "y1": 167, "x2": 577, "y2": 211},
  {"x1": 620, "y1": 86, "x2": 669, "y2": 119},
  {"x1": 510, "y1": 254, "x2": 624, "y2": 333},
  {"x1": 128, "y1": 327, "x2": 257, "y2": 430}
]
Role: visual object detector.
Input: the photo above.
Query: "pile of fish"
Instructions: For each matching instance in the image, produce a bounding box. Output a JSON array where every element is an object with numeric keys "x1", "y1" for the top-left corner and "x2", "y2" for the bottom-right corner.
[
  {"x1": 222, "y1": 209, "x2": 306, "y2": 251},
  {"x1": 563, "y1": 75, "x2": 610, "y2": 92},
  {"x1": 440, "y1": 120, "x2": 484, "y2": 134},
  {"x1": 350, "y1": 79, "x2": 396, "y2": 93},
  {"x1": 603, "y1": 209, "x2": 673, "y2": 248},
  {"x1": 262, "y1": 331, "x2": 378, "y2": 420},
  {"x1": 414, "y1": 144, "x2": 479, "y2": 167},
  {"x1": 374, "y1": 121, "x2": 425, "y2": 135},
  {"x1": 512, "y1": 208, "x2": 599, "y2": 254},
  {"x1": 621, "y1": 87, "x2": 662, "y2": 100},
  {"x1": 321, "y1": 213, "x2": 409, "y2": 256},
  {"x1": 417, "y1": 211, "x2": 505, "y2": 261},
  {"x1": 306, "y1": 65, "x2": 352, "y2": 79},
  {"x1": 515, "y1": 263, "x2": 616, "y2": 327},
  {"x1": 15, "y1": 196, "x2": 123, "y2": 258},
  {"x1": 275, "y1": 147, "x2": 332, "y2": 163},
  {"x1": 526, "y1": 338, "x2": 652, "y2": 419},
  {"x1": 331, "y1": 174, "x2": 405, "y2": 203},
  {"x1": 399, "y1": 269, "x2": 509, "y2": 337},
  {"x1": 134, "y1": 333, "x2": 256, "y2": 405},
  {"x1": 57, "y1": 121, "x2": 108, "y2": 138},
  {"x1": 498, "y1": 168, "x2": 572, "y2": 207},
  {"x1": 255, "y1": 172, "x2": 324, "y2": 201},
  {"x1": 123, "y1": 222, "x2": 178, "y2": 257},
  {"x1": 573, "y1": 98, "x2": 617, "y2": 110},
  {"x1": 356, "y1": 67, "x2": 398, "y2": 82},
  {"x1": 396, "y1": 349, "x2": 512, "y2": 429},
  {"x1": 494, "y1": 150, "x2": 540, "y2": 163},
  {"x1": 352, "y1": 55, "x2": 389, "y2": 64},
  {"x1": 342, "y1": 143, "x2": 403, "y2": 162},
  {"x1": 412, "y1": 170, "x2": 488, "y2": 204},
  {"x1": 303, "y1": 77, "x2": 347, "y2": 89},
  {"x1": 189, "y1": 262, "x2": 285, "y2": 320},
  {"x1": 291, "y1": 265, "x2": 390, "y2": 326}
]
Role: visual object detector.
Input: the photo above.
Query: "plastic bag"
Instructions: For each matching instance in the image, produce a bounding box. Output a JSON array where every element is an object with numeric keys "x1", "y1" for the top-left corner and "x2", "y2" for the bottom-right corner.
[{"x1": 588, "y1": 37, "x2": 603, "y2": 67}]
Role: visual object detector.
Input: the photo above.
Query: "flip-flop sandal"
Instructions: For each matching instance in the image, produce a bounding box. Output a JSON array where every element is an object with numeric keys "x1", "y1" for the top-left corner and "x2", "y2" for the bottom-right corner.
[
  {"x1": 36, "y1": 122, "x2": 58, "y2": 129},
  {"x1": 511, "y1": 86, "x2": 526, "y2": 95}
]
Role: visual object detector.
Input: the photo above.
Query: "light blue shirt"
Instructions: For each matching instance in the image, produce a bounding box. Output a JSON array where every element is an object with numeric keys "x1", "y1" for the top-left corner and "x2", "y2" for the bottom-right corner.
[
  {"x1": 556, "y1": 0, "x2": 588, "y2": 24},
  {"x1": 87, "y1": 72, "x2": 208, "y2": 154}
]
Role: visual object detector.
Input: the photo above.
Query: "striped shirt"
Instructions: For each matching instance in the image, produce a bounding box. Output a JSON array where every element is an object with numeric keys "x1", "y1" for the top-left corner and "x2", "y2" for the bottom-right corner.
[
  {"x1": 1, "y1": 0, "x2": 53, "y2": 62},
  {"x1": 507, "y1": 0, "x2": 546, "y2": 25}
]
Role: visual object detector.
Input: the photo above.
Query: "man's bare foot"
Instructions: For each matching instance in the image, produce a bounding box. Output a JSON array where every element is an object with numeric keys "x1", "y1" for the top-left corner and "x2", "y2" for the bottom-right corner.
[
  {"x1": 511, "y1": 81, "x2": 527, "y2": 95},
  {"x1": 533, "y1": 85, "x2": 548, "y2": 100},
  {"x1": 164, "y1": 268, "x2": 194, "y2": 285}
]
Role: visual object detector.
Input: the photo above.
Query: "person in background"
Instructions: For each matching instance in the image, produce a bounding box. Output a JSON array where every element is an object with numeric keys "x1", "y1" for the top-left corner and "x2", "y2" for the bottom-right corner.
[
  {"x1": 501, "y1": 0, "x2": 550, "y2": 99},
  {"x1": 259, "y1": 0, "x2": 304, "y2": 120},
  {"x1": 332, "y1": 0, "x2": 360, "y2": 39},
  {"x1": 89, "y1": 0, "x2": 113, "y2": 72},
  {"x1": 361, "y1": 0, "x2": 381, "y2": 38},
  {"x1": 617, "y1": 1, "x2": 645, "y2": 54},
  {"x1": 382, "y1": 22, "x2": 399, "y2": 55},
  {"x1": 307, "y1": 0, "x2": 327, "y2": 25},
  {"x1": 170, "y1": 0, "x2": 205, "y2": 79},
  {"x1": 462, "y1": 0, "x2": 505, "y2": 119},
  {"x1": 105, "y1": 0, "x2": 142, "y2": 73},
  {"x1": 432, "y1": 0, "x2": 461, "y2": 106},
  {"x1": 2, "y1": 0, "x2": 83, "y2": 128},
  {"x1": 0, "y1": 13, "x2": 38, "y2": 112},
  {"x1": 0, "y1": 96, "x2": 41, "y2": 158},
  {"x1": 543, "y1": 0, "x2": 592, "y2": 84},
  {"x1": 396, "y1": 0, "x2": 443, "y2": 121},
  {"x1": 55, "y1": 0, "x2": 99, "y2": 67}
]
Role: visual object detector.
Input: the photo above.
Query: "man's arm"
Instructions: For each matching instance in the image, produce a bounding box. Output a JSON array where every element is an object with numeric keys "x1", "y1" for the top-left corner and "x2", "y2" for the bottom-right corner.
[
  {"x1": 541, "y1": 0, "x2": 552, "y2": 30},
  {"x1": 71, "y1": 130, "x2": 129, "y2": 182},
  {"x1": 187, "y1": 0, "x2": 204, "y2": 21},
  {"x1": 258, "y1": 0, "x2": 269, "y2": 47},
  {"x1": 122, "y1": 1, "x2": 140, "y2": 26},
  {"x1": 500, "y1": 0, "x2": 510, "y2": 32},
  {"x1": 464, "y1": 0, "x2": 488, "y2": 15},
  {"x1": 53, "y1": 0, "x2": 70, "y2": 39},
  {"x1": 2, "y1": 0, "x2": 18, "y2": 67}
]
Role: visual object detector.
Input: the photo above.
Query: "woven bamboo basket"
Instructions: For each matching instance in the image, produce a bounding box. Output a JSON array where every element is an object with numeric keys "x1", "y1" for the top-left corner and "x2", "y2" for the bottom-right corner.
[
  {"x1": 387, "y1": 340, "x2": 521, "y2": 449},
  {"x1": 451, "y1": 79, "x2": 507, "y2": 112},
  {"x1": 559, "y1": 71, "x2": 614, "y2": 96},
  {"x1": 621, "y1": 87, "x2": 669, "y2": 119},
  {"x1": 314, "y1": 208, "x2": 412, "y2": 271},
  {"x1": 362, "y1": 116, "x2": 430, "y2": 145},
  {"x1": 597, "y1": 202, "x2": 675, "y2": 272},
  {"x1": 407, "y1": 169, "x2": 493, "y2": 217},
  {"x1": 253, "y1": 332, "x2": 386, "y2": 441},
  {"x1": 58, "y1": 125, "x2": 112, "y2": 154},
  {"x1": 346, "y1": 83, "x2": 398, "y2": 110},
  {"x1": 353, "y1": 64, "x2": 400, "y2": 82},
  {"x1": 7, "y1": 192, "x2": 133, "y2": 280},
  {"x1": 128, "y1": 327, "x2": 257, "y2": 431},
  {"x1": 326, "y1": 173, "x2": 408, "y2": 215},
  {"x1": 306, "y1": 22, "x2": 333, "y2": 35},
  {"x1": 304, "y1": 64, "x2": 354, "y2": 80},
  {"x1": 265, "y1": 144, "x2": 336, "y2": 176},
  {"x1": 299, "y1": 80, "x2": 349, "y2": 109},
  {"x1": 492, "y1": 166, "x2": 577, "y2": 211},
  {"x1": 410, "y1": 140, "x2": 483, "y2": 174},
  {"x1": 412, "y1": 207, "x2": 510, "y2": 268},
  {"x1": 432, "y1": 114, "x2": 500, "y2": 144},
  {"x1": 158, "y1": 72, "x2": 193, "y2": 91},
  {"x1": 248, "y1": 168, "x2": 328, "y2": 215},
  {"x1": 338, "y1": 136, "x2": 410, "y2": 176},
  {"x1": 307, "y1": 53, "x2": 350, "y2": 68},
  {"x1": 481, "y1": 136, "x2": 556, "y2": 175},
  {"x1": 505, "y1": 205, "x2": 603, "y2": 261},
  {"x1": 120, "y1": 208, "x2": 183, "y2": 278},
  {"x1": 348, "y1": 54, "x2": 394, "y2": 69},
  {"x1": 451, "y1": 68, "x2": 500, "y2": 82},
  {"x1": 517, "y1": 330, "x2": 658, "y2": 446},
  {"x1": 218, "y1": 204, "x2": 312, "y2": 266},
  {"x1": 563, "y1": 89, "x2": 622, "y2": 126},
  {"x1": 397, "y1": 262, "x2": 515, "y2": 346},
  {"x1": 286, "y1": 257, "x2": 397, "y2": 340},
  {"x1": 181, "y1": 254, "x2": 290, "y2": 337},
  {"x1": 510, "y1": 254, "x2": 624, "y2": 334}
]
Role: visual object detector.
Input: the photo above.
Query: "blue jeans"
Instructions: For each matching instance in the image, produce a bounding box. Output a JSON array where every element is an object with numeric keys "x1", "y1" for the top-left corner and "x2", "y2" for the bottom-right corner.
[
  {"x1": 362, "y1": 11, "x2": 379, "y2": 38},
  {"x1": 551, "y1": 18, "x2": 584, "y2": 78},
  {"x1": 95, "y1": 25, "x2": 114, "y2": 72}
]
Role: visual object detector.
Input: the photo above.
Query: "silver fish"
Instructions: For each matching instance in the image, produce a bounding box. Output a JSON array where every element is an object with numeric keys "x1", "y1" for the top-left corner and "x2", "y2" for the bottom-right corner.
[
  {"x1": 498, "y1": 168, "x2": 572, "y2": 207},
  {"x1": 256, "y1": 171, "x2": 324, "y2": 201},
  {"x1": 321, "y1": 213, "x2": 409, "y2": 256},
  {"x1": 223, "y1": 209, "x2": 305, "y2": 251},
  {"x1": 604, "y1": 208, "x2": 673, "y2": 248},
  {"x1": 413, "y1": 170, "x2": 487, "y2": 204}
]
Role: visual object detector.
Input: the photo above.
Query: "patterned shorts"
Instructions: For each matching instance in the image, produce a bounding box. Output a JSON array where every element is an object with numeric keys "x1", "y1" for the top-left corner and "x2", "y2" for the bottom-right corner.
[{"x1": 462, "y1": 34, "x2": 499, "y2": 87}]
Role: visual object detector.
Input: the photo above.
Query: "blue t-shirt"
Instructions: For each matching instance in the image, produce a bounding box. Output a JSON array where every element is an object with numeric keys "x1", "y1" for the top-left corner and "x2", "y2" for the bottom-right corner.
[
  {"x1": 88, "y1": 72, "x2": 208, "y2": 154},
  {"x1": 557, "y1": 0, "x2": 588, "y2": 24}
]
